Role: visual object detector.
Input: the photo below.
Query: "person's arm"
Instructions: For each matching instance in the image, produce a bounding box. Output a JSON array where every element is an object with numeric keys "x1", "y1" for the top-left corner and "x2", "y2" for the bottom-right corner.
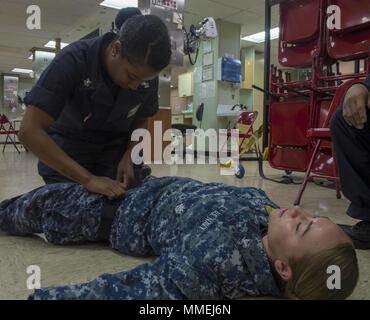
[
  {"x1": 342, "y1": 76, "x2": 370, "y2": 129},
  {"x1": 116, "y1": 78, "x2": 159, "y2": 189},
  {"x1": 116, "y1": 118, "x2": 149, "y2": 189},
  {"x1": 19, "y1": 107, "x2": 126, "y2": 199},
  {"x1": 21, "y1": 48, "x2": 125, "y2": 199}
]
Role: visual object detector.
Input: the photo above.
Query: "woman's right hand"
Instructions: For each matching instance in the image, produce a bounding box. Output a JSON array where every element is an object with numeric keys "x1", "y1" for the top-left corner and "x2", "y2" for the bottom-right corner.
[
  {"x1": 83, "y1": 175, "x2": 127, "y2": 200},
  {"x1": 343, "y1": 84, "x2": 370, "y2": 129}
]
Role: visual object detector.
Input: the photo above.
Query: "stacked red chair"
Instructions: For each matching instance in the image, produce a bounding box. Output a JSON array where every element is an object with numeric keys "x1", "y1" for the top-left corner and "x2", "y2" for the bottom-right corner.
[
  {"x1": 267, "y1": 0, "x2": 370, "y2": 204},
  {"x1": 279, "y1": 0, "x2": 323, "y2": 68}
]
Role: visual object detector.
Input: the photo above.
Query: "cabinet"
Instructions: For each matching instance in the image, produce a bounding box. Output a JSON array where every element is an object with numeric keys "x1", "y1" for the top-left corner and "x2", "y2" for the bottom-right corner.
[
  {"x1": 242, "y1": 59, "x2": 254, "y2": 89},
  {"x1": 144, "y1": 108, "x2": 172, "y2": 163},
  {"x1": 178, "y1": 72, "x2": 194, "y2": 97}
]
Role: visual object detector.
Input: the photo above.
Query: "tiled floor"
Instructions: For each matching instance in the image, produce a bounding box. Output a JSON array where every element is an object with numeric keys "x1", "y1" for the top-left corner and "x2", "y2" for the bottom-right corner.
[{"x1": 0, "y1": 150, "x2": 369, "y2": 299}]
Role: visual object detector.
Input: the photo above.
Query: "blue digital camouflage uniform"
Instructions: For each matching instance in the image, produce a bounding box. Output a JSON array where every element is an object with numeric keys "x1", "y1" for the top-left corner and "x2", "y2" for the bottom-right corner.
[{"x1": 0, "y1": 176, "x2": 282, "y2": 300}]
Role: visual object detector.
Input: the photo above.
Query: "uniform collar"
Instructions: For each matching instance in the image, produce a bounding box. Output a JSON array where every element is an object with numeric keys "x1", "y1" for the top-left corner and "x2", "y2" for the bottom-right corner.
[{"x1": 237, "y1": 208, "x2": 283, "y2": 298}]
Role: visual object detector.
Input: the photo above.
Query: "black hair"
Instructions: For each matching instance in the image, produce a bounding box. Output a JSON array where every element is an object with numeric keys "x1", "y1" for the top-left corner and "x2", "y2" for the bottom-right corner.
[
  {"x1": 118, "y1": 15, "x2": 172, "y2": 71},
  {"x1": 115, "y1": 7, "x2": 142, "y2": 30}
]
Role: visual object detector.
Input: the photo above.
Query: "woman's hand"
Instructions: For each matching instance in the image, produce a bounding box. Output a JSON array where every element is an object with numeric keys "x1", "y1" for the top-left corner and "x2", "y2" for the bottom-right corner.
[
  {"x1": 343, "y1": 84, "x2": 370, "y2": 129},
  {"x1": 116, "y1": 149, "x2": 136, "y2": 190},
  {"x1": 83, "y1": 175, "x2": 126, "y2": 200}
]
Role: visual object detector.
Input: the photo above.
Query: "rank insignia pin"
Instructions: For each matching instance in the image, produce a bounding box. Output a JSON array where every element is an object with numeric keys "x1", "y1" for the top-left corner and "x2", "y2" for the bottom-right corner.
[{"x1": 84, "y1": 78, "x2": 92, "y2": 88}]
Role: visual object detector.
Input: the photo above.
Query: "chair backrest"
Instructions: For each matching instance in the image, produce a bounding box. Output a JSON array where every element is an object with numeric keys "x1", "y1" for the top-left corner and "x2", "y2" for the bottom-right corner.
[
  {"x1": 327, "y1": 0, "x2": 370, "y2": 60},
  {"x1": 270, "y1": 101, "x2": 309, "y2": 147},
  {"x1": 280, "y1": 0, "x2": 321, "y2": 44},
  {"x1": 238, "y1": 111, "x2": 258, "y2": 126},
  {"x1": 0, "y1": 114, "x2": 8, "y2": 125},
  {"x1": 0, "y1": 114, "x2": 7, "y2": 124},
  {"x1": 328, "y1": 0, "x2": 370, "y2": 33},
  {"x1": 278, "y1": 0, "x2": 323, "y2": 67}
]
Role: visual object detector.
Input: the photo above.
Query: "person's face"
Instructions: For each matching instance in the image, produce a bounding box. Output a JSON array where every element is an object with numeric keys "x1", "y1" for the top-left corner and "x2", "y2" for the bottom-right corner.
[
  {"x1": 267, "y1": 206, "x2": 352, "y2": 262},
  {"x1": 107, "y1": 41, "x2": 159, "y2": 90}
]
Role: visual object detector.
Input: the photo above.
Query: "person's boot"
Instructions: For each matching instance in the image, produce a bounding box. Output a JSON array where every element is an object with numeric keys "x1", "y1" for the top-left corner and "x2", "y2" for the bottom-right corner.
[{"x1": 338, "y1": 221, "x2": 370, "y2": 250}]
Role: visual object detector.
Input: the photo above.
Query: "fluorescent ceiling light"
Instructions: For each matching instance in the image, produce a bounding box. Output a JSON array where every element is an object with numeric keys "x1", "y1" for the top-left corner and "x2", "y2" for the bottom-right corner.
[
  {"x1": 12, "y1": 68, "x2": 33, "y2": 74},
  {"x1": 242, "y1": 27, "x2": 280, "y2": 43},
  {"x1": 44, "y1": 41, "x2": 69, "y2": 49},
  {"x1": 99, "y1": 0, "x2": 138, "y2": 10}
]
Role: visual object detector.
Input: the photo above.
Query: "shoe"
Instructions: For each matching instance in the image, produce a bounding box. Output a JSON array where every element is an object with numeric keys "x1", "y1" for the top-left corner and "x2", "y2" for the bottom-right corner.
[{"x1": 338, "y1": 221, "x2": 370, "y2": 250}]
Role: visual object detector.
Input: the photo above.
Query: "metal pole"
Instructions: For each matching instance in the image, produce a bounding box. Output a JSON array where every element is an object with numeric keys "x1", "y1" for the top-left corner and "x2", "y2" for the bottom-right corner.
[{"x1": 263, "y1": 0, "x2": 271, "y2": 150}]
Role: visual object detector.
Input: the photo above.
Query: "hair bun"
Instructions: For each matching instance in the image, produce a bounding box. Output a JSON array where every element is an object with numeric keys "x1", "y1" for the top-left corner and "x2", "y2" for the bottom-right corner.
[{"x1": 115, "y1": 7, "x2": 143, "y2": 30}]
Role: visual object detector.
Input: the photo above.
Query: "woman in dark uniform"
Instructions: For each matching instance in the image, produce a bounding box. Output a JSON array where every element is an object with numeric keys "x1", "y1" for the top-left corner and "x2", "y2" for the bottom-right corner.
[{"x1": 20, "y1": 11, "x2": 171, "y2": 200}]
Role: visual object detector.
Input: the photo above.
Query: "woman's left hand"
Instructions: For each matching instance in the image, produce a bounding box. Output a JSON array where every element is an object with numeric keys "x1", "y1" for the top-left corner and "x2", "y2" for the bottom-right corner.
[{"x1": 117, "y1": 149, "x2": 136, "y2": 189}]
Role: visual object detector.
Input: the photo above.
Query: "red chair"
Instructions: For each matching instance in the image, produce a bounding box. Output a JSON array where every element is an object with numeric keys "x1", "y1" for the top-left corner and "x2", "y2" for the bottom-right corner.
[
  {"x1": 327, "y1": 0, "x2": 370, "y2": 61},
  {"x1": 279, "y1": 0, "x2": 323, "y2": 67},
  {"x1": 220, "y1": 111, "x2": 259, "y2": 158},
  {"x1": 0, "y1": 114, "x2": 21, "y2": 153},
  {"x1": 237, "y1": 111, "x2": 258, "y2": 152},
  {"x1": 294, "y1": 79, "x2": 363, "y2": 205},
  {"x1": 269, "y1": 101, "x2": 311, "y2": 172}
]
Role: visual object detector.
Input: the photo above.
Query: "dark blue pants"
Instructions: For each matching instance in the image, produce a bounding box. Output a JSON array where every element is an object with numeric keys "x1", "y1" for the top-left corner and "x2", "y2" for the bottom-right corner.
[{"x1": 330, "y1": 106, "x2": 370, "y2": 221}]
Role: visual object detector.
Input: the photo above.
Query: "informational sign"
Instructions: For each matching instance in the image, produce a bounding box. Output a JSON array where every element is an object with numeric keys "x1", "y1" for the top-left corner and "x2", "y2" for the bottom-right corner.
[
  {"x1": 203, "y1": 52, "x2": 214, "y2": 66},
  {"x1": 151, "y1": 0, "x2": 178, "y2": 10},
  {"x1": 202, "y1": 65, "x2": 214, "y2": 81}
]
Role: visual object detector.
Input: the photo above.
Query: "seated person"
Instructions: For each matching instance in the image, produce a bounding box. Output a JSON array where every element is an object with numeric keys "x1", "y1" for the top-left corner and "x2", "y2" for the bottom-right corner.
[
  {"x1": 331, "y1": 75, "x2": 370, "y2": 249},
  {"x1": 0, "y1": 176, "x2": 358, "y2": 300}
]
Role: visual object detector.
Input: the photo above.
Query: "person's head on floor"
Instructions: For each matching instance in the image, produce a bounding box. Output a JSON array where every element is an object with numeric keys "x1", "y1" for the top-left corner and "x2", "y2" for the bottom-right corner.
[
  {"x1": 264, "y1": 206, "x2": 358, "y2": 300},
  {"x1": 106, "y1": 14, "x2": 171, "y2": 91}
]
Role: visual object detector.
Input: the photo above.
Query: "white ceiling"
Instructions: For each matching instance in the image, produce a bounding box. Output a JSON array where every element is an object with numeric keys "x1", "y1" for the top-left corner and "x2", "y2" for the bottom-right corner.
[{"x1": 0, "y1": 0, "x2": 279, "y2": 77}]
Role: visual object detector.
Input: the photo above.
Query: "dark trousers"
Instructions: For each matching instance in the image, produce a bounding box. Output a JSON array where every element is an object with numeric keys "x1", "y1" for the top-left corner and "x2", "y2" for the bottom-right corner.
[
  {"x1": 330, "y1": 106, "x2": 370, "y2": 221},
  {"x1": 39, "y1": 133, "x2": 128, "y2": 184}
]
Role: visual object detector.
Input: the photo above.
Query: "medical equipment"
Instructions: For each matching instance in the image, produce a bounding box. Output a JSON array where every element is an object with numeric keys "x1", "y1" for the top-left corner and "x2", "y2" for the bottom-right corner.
[{"x1": 184, "y1": 17, "x2": 218, "y2": 65}]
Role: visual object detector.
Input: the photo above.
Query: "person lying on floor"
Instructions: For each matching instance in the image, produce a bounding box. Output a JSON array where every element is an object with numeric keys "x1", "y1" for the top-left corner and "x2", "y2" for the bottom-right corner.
[{"x1": 0, "y1": 176, "x2": 358, "y2": 300}]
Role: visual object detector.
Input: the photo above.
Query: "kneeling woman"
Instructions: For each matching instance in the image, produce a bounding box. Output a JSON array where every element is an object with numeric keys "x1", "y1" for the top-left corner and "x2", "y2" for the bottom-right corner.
[{"x1": 0, "y1": 176, "x2": 358, "y2": 300}]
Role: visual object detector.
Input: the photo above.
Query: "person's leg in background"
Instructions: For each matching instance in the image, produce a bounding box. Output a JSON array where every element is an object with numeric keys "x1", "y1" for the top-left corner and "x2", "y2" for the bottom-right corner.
[{"x1": 330, "y1": 107, "x2": 370, "y2": 249}]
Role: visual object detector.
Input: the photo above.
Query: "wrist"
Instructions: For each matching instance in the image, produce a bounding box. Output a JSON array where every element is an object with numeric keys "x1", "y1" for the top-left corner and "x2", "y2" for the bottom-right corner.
[{"x1": 78, "y1": 171, "x2": 94, "y2": 186}]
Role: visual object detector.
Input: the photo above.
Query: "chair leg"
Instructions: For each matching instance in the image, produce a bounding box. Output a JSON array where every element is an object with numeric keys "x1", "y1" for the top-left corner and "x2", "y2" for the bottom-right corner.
[
  {"x1": 2, "y1": 134, "x2": 9, "y2": 152},
  {"x1": 294, "y1": 141, "x2": 322, "y2": 206},
  {"x1": 219, "y1": 135, "x2": 229, "y2": 159},
  {"x1": 3, "y1": 133, "x2": 20, "y2": 154}
]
